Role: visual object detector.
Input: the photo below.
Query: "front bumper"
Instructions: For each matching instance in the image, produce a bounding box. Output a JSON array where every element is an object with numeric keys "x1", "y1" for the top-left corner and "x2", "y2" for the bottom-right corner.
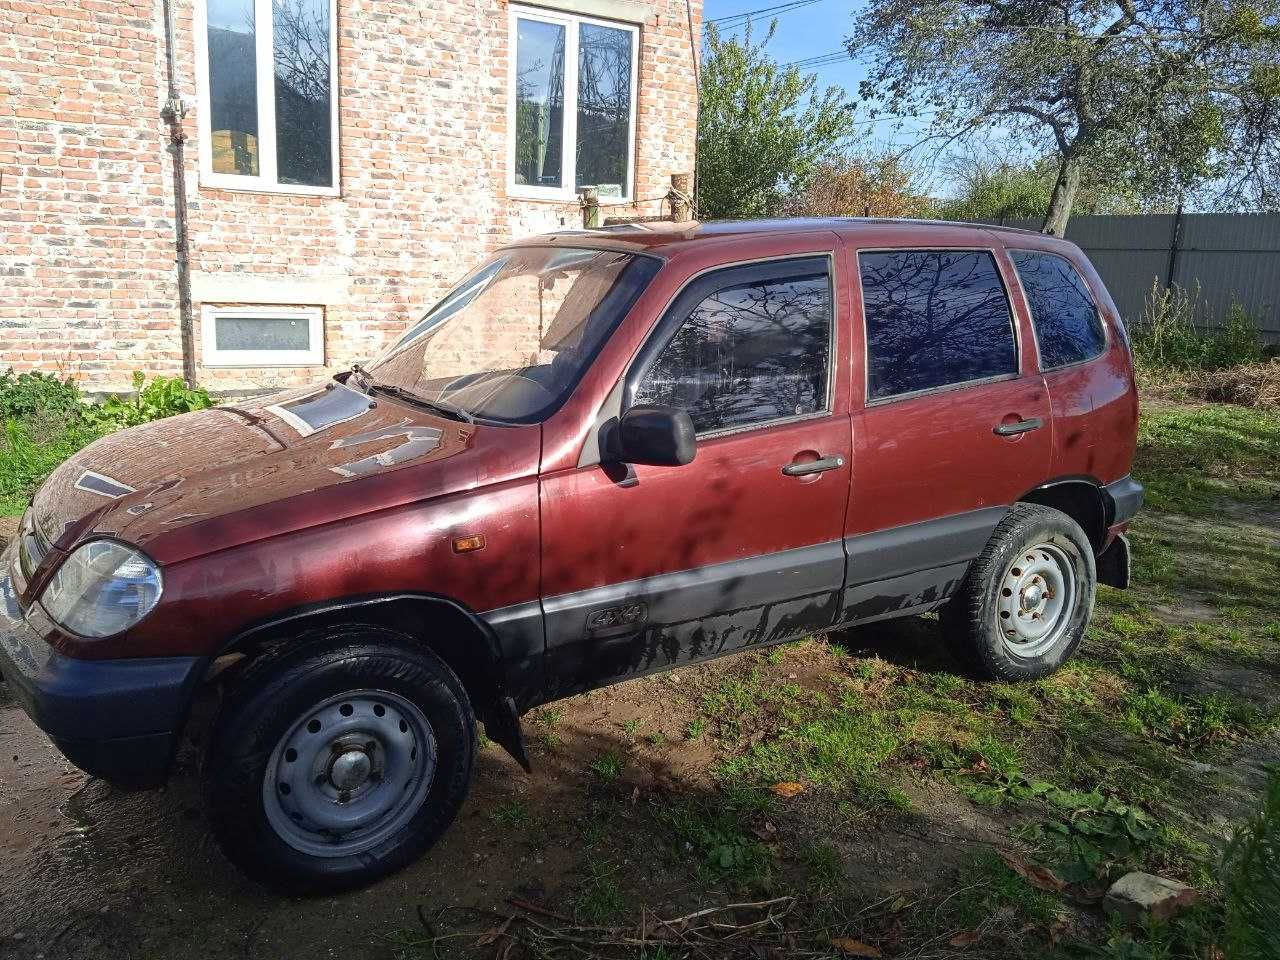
[{"x1": 1, "y1": 550, "x2": 202, "y2": 787}]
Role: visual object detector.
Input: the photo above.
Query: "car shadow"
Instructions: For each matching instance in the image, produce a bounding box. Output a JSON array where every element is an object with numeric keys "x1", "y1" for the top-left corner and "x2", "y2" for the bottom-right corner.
[{"x1": 828, "y1": 613, "x2": 966, "y2": 676}]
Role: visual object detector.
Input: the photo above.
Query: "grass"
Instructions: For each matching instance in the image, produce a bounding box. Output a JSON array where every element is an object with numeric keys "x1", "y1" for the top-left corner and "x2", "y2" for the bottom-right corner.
[
  {"x1": 590, "y1": 749, "x2": 627, "y2": 782},
  {"x1": 1, "y1": 418, "x2": 105, "y2": 516},
  {"x1": 634, "y1": 400, "x2": 1280, "y2": 955},
  {"x1": 1223, "y1": 767, "x2": 1280, "y2": 958}
]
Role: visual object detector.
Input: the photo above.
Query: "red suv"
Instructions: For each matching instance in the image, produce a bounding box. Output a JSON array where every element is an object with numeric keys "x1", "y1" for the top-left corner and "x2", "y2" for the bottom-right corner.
[{"x1": 1, "y1": 219, "x2": 1141, "y2": 890}]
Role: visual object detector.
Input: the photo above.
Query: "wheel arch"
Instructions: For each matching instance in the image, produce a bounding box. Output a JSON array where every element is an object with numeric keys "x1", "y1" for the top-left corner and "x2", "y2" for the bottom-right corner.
[
  {"x1": 1018, "y1": 477, "x2": 1108, "y2": 553},
  {"x1": 214, "y1": 593, "x2": 530, "y2": 767}
]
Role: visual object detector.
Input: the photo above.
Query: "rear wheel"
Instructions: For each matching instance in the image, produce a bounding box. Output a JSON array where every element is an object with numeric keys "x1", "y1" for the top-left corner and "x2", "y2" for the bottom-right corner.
[
  {"x1": 205, "y1": 626, "x2": 474, "y2": 892},
  {"x1": 942, "y1": 503, "x2": 1096, "y2": 681}
]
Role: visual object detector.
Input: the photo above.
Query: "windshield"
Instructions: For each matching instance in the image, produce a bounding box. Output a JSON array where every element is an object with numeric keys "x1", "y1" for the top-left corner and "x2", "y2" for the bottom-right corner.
[{"x1": 364, "y1": 246, "x2": 660, "y2": 423}]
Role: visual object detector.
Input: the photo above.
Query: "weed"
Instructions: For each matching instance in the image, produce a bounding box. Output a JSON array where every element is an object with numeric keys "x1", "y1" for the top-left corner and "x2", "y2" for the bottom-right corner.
[
  {"x1": 658, "y1": 787, "x2": 775, "y2": 889},
  {"x1": 1132, "y1": 280, "x2": 1264, "y2": 373},
  {"x1": 1121, "y1": 688, "x2": 1263, "y2": 750},
  {"x1": 1223, "y1": 766, "x2": 1280, "y2": 958},
  {"x1": 591, "y1": 750, "x2": 626, "y2": 782},
  {"x1": 491, "y1": 799, "x2": 530, "y2": 828},
  {"x1": 800, "y1": 841, "x2": 845, "y2": 894},
  {"x1": 921, "y1": 848, "x2": 1061, "y2": 934},
  {"x1": 621, "y1": 718, "x2": 643, "y2": 736},
  {"x1": 574, "y1": 864, "x2": 629, "y2": 924},
  {"x1": 686, "y1": 717, "x2": 707, "y2": 740},
  {"x1": 534, "y1": 707, "x2": 563, "y2": 726}
]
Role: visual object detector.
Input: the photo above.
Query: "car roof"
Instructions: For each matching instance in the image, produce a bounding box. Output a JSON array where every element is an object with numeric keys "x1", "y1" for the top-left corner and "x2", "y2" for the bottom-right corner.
[{"x1": 509, "y1": 217, "x2": 1062, "y2": 258}]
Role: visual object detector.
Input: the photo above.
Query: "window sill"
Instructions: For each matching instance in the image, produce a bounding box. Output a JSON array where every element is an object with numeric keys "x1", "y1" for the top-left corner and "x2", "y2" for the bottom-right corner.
[
  {"x1": 202, "y1": 360, "x2": 327, "y2": 369},
  {"x1": 508, "y1": 186, "x2": 634, "y2": 206},
  {"x1": 199, "y1": 174, "x2": 341, "y2": 198}
]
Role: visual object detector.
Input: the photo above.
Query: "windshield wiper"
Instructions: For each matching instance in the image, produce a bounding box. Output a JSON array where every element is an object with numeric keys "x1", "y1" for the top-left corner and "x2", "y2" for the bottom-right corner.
[
  {"x1": 345, "y1": 362, "x2": 373, "y2": 393},
  {"x1": 367, "y1": 382, "x2": 475, "y2": 424}
]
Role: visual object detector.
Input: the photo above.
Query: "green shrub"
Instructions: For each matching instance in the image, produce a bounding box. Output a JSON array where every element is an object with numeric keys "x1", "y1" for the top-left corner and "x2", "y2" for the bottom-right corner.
[
  {"x1": 1223, "y1": 766, "x2": 1280, "y2": 959},
  {"x1": 0, "y1": 369, "x2": 215, "y2": 516},
  {"x1": 0, "y1": 418, "x2": 106, "y2": 515},
  {"x1": 1131, "y1": 280, "x2": 1265, "y2": 372},
  {"x1": 91, "y1": 371, "x2": 213, "y2": 430},
  {"x1": 0, "y1": 370, "x2": 88, "y2": 425}
]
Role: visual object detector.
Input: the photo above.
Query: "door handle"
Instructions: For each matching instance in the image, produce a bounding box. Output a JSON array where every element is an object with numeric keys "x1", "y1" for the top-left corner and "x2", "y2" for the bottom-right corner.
[
  {"x1": 994, "y1": 417, "x2": 1044, "y2": 436},
  {"x1": 782, "y1": 455, "x2": 845, "y2": 477}
]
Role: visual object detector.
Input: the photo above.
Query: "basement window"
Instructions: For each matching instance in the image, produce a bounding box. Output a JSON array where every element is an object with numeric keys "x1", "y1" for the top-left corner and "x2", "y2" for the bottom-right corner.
[
  {"x1": 196, "y1": 0, "x2": 339, "y2": 195},
  {"x1": 201, "y1": 306, "x2": 325, "y2": 367},
  {"x1": 508, "y1": 6, "x2": 639, "y2": 203}
]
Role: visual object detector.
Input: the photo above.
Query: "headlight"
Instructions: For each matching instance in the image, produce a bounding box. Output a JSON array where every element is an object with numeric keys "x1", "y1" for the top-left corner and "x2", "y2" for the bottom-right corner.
[{"x1": 41, "y1": 540, "x2": 163, "y2": 638}]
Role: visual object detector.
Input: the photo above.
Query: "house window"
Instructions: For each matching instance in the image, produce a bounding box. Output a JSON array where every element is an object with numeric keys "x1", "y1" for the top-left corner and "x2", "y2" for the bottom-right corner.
[
  {"x1": 201, "y1": 306, "x2": 325, "y2": 367},
  {"x1": 508, "y1": 7, "x2": 638, "y2": 202},
  {"x1": 196, "y1": 0, "x2": 339, "y2": 195}
]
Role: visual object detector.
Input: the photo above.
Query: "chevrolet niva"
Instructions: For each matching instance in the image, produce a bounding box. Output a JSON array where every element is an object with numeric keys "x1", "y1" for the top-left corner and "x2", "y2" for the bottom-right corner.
[{"x1": 0, "y1": 219, "x2": 1141, "y2": 891}]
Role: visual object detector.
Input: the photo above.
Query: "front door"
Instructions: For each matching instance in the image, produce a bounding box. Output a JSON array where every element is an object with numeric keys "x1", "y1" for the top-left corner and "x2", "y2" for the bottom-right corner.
[
  {"x1": 840, "y1": 246, "x2": 1052, "y2": 623},
  {"x1": 539, "y1": 252, "x2": 852, "y2": 695}
]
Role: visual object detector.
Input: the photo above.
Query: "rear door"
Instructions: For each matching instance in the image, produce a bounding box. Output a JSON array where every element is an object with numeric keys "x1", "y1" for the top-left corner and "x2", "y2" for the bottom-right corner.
[
  {"x1": 1005, "y1": 248, "x2": 1129, "y2": 482},
  {"x1": 539, "y1": 248, "x2": 853, "y2": 695},
  {"x1": 840, "y1": 245, "x2": 1052, "y2": 623}
]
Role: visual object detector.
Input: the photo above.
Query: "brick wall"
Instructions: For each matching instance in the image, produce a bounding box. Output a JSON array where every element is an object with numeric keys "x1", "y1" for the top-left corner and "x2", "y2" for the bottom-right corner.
[{"x1": 0, "y1": 0, "x2": 701, "y2": 393}]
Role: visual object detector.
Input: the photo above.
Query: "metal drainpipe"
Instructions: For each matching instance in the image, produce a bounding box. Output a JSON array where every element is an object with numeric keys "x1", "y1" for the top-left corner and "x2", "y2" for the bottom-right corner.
[{"x1": 160, "y1": 0, "x2": 197, "y2": 387}]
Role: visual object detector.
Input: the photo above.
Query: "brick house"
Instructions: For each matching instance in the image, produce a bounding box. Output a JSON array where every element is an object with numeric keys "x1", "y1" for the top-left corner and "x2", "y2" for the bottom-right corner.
[{"x1": 0, "y1": 0, "x2": 701, "y2": 393}]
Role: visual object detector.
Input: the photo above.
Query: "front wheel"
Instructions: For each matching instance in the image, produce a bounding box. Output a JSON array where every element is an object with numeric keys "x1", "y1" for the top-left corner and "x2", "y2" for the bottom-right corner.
[
  {"x1": 205, "y1": 627, "x2": 475, "y2": 892},
  {"x1": 942, "y1": 503, "x2": 1096, "y2": 681}
]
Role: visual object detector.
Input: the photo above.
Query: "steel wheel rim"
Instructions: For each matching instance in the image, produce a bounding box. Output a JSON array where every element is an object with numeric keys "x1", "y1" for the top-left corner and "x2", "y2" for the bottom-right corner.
[
  {"x1": 996, "y1": 542, "x2": 1077, "y2": 658},
  {"x1": 262, "y1": 689, "x2": 437, "y2": 858}
]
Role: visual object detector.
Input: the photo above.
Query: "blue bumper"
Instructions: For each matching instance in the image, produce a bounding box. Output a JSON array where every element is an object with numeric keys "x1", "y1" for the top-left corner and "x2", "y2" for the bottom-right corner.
[{"x1": 1, "y1": 545, "x2": 202, "y2": 787}]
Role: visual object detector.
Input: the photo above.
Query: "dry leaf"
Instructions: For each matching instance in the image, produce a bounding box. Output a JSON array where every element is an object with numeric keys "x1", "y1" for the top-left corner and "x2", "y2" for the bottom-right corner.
[
  {"x1": 948, "y1": 930, "x2": 981, "y2": 948},
  {"x1": 476, "y1": 914, "x2": 513, "y2": 946},
  {"x1": 1048, "y1": 920, "x2": 1069, "y2": 947},
  {"x1": 830, "y1": 937, "x2": 882, "y2": 957},
  {"x1": 998, "y1": 849, "x2": 1065, "y2": 892},
  {"x1": 771, "y1": 781, "x2": 805, "y2": 798}
]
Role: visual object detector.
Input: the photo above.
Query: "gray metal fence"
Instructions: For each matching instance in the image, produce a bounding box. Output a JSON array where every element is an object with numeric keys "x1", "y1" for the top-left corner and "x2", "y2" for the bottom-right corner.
[{"x1": 978, "y1": 213, "x2": 1280, "y2": 344}]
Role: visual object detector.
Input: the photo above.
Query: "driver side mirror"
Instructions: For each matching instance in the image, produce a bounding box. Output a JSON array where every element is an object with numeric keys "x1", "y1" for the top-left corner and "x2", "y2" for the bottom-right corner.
[{"x1": 609, "y1": 405, "x2": 696, "y2": 467}]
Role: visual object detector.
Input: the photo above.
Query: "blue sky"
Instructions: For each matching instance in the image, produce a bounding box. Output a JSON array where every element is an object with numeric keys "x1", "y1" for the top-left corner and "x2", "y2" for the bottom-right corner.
[
  {"x1": 702, "y1": 0, "x2": 941, "y2": 157},
  {"x1": 703, "y1": 1, "x2": 867, "y2": 104}
]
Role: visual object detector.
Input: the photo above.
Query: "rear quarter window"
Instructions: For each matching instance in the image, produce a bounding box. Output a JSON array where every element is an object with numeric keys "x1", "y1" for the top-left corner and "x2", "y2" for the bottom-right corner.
[
  {"x1": 1010, "y1": 251, "x2": 1107, "y2": 369},
  {"x1": 859, "y1": 249, "x2": 1018, "y2": 401}
]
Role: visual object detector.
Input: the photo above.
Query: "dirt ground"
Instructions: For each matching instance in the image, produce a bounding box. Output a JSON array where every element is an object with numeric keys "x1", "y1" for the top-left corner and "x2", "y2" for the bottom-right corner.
[{"x1": 0, "y1": 630, "x2": 1006, "y2": 960}]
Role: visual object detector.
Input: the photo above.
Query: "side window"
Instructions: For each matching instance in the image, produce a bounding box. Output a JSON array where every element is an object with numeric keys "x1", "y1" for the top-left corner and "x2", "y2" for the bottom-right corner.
[
  {"x1": 1010, "y1": 252, "x2": 1106, "y2": 369},
  {"x1": 634, "y1": 262, "x2": 833, "y2": 434},
  {"x1": 859, "y1": 250, "x2": 1017, "y2": 401}
]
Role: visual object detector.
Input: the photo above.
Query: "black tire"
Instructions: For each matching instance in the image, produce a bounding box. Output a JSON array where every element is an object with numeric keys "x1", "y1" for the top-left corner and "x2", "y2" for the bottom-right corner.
[
  {"x1": 205, "y1": 625, "x2": 474, "y2": 892},
  {"x1": 941, "y1": 503, "x2": 1096, "y2": 681}
]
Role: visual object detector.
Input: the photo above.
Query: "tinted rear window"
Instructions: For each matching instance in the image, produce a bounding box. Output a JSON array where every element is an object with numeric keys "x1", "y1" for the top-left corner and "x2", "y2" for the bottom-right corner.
[
  {"x1": 1011, "y1": 251, "x2": 1106, "y2": 369},
  {"x1": 859, "y1": 250, "x2": 1018, "y2": 400}
]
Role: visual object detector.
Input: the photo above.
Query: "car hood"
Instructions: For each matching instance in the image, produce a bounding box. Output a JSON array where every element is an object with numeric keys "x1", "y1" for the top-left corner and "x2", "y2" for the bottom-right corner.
[{"x1": 28, "y1": 382, "x2": 540, "y2": 565}]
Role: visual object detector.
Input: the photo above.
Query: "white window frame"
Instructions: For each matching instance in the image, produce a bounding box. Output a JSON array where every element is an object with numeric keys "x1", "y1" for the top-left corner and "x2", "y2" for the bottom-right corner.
[
  {"x1": 507, "y1": 6, "x2": 640, "y2": 204},
  {"x1": 201, "y1": 305, "x2": 325, "y2": 367},
  {"x1": 194, "y1": 0, "x2": 340, "y2": 196}
]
